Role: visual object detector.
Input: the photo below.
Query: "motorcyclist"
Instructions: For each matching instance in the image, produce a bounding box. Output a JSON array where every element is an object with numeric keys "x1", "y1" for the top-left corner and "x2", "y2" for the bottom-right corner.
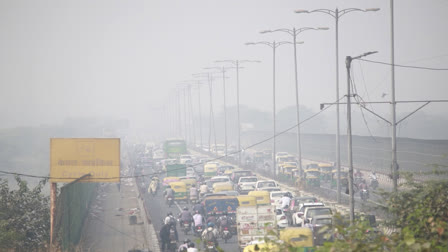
[
  {"x1": 179, "y1": 207, "x2": 193, "y2": 227},
  {"x1": 160, "y1": 222, "x2": 178, "y2": 251},
  {"x1": 206, "y1": 212, "x2": 217, "y2": 226},
  {"x1": 217, "y1": 211, "x2": 229, "y2": 234},
  {"x1": 149, "y1": 178, "x2": 158, "y2": 195},
  {"x1": 189, "y1": 184, "x2": 198, "y2": 202},
  {"x1": 281, "y1": 193, "x2": 291, "y2": 210},
  {"x1": 199, "y1": 182, "x2": 208, "y2": 197},
  {"x1": 177, "y1": 238, "x2": 190, "y2": 252},
  {"x1": 164, "y1": 212, "x2": 176, "y2": 225},
  {"x1": 187, "y1": 242, "x2": 198, "y2": 252},
  {"x1": 202, "y1": 222, "x2": 218, "y2": 248},
  {"x1": 192, "y1": 202, "x2": 204, "y2": 216},
  {"x1": 359, "y1": 179, "x2": 368, "y2": 189},
  {"x1": 192, "y1": 210, "x2": 203, "y2": 232},
  {"x1": 164, "y1": 185, "x2": 174, "y2": 200}
]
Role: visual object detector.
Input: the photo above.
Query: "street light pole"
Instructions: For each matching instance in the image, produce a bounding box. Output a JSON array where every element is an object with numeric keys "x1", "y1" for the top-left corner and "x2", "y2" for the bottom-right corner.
[
  {"x1": 346, "y1": 51, "x2": 378, "y2": 225},
  {"x1": 246, "y1": 41, "x2": 298, "y2": 177},
  {"x1": 205, "y1": 66, "x2": 231, "y2": 158},
  {"x1": 260, "y1": 27, "x2": 327, "y2": 178},
  {"x1": 196, "y1": 82, "x2": 203, "y2": 150},
  {"x1": 215, "y1": 59, "x2": 260, "y2": 167},
  {"x1": 295, "y1": 7, "x2": 379, "y2": 203}
]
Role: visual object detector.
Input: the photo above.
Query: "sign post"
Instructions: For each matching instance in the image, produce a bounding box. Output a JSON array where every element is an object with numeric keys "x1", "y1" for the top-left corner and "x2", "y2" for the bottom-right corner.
[{"x1": 49, "y1": 138, "x2": 120, "y2": 250}]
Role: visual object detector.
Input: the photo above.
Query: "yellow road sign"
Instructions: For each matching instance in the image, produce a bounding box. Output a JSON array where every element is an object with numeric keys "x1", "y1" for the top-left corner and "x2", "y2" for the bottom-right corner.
[{"x1": 50, "y1": 138, "x2": 120, "y2": 183}]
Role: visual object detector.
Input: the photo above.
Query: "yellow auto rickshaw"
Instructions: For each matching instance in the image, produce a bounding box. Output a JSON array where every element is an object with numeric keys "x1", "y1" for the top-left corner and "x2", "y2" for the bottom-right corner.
[
  {"x1": 169, "y1": 181, "x2": 187, "y2": 202},
  {"x1": 204, "y1": 162, "x2": 219, "y2": 178},
  {"x1": 179, "y1": 178, "x2": 197, "y2": 190},
  {"x1": 279, "y1": 227, "x2": 314, "y2": 249},
  {"x1": 305, "y1": 168, "x2": 321, "y2": 187},
  {"x1": 237, "y1": 195, "x2": 257, "y2": 207},
  {"x1": 163, "y1": 176, "x2": 180, "y2": 186},
  {"x1": 212, "y1": 182, "x2": 233, "y2": 193},
  {"x1": 248, "y1": 190, "x2": 271, "y2": 206},
  {"x1": 318, "y1": 163, "x2": 333, "y2": 182}
]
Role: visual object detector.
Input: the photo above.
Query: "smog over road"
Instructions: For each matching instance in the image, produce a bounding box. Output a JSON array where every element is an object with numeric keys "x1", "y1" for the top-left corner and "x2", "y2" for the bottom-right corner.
[{"x1": 0, "y1": 1, "x2": 447, "y2": 251}]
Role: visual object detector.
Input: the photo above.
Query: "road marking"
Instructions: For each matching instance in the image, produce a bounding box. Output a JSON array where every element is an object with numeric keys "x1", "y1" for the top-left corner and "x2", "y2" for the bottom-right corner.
[{"x1": 175, "y1": 201, "x2": 183, "y2": 212}]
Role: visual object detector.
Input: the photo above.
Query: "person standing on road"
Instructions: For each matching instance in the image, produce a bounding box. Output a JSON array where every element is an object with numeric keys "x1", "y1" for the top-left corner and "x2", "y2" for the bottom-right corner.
[{"x1": 159, "y1": 223, "x2": 172, "y2": 251}]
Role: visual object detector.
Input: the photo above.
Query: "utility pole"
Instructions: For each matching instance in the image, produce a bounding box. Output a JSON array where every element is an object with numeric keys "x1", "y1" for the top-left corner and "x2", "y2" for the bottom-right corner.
[
  {"x1": 390, "y1": 0, "x2": 398, "y2": 192},
  {"x1": 346, "y1": 51, "x2": 377, "y2": 225}
]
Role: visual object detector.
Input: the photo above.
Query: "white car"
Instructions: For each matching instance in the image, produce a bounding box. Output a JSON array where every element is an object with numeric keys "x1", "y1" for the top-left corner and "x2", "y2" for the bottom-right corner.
[
  {"x1": 275, "y1": 208, "x2": 289, "y2": 228},
  {"x1": 292, "y1": 202, "x2": 325, "y2": 226},
  {"x1": 255, "y1": 180, "x2": 279, "y2": 191},
  {"x1": 238, "y1": 176, "x2": 258, "y2": 187}
]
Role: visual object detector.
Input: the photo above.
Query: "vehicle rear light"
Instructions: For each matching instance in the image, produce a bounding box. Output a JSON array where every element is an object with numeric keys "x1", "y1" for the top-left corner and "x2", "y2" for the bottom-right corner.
[
  {"x1": 224, "y1": 227, "x2": 228, "y2": 230},
  {"x1": 280, "y1": 216, "x2": 286, "y2": 220}
]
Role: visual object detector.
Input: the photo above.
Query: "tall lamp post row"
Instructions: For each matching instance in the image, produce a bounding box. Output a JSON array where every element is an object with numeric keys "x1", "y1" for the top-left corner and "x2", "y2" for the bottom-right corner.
[
  {"x1": 245, "y1": 40, "x2": 303, "y2": 177},
  {"x1": 169, "y1": 8, "x2": 383, "y2": 208},
  {"x1": 295, "y1": 7, "x2": 380, "y2": 203},
  {"x1": 259, "y1": 27, "x2": 328, "y2": 177}
]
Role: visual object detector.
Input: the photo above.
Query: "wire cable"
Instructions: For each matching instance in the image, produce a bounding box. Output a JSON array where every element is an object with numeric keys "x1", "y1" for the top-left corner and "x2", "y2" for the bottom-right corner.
[{"x1": 358, "y1": 58, "x2": 448, "y2": 71}]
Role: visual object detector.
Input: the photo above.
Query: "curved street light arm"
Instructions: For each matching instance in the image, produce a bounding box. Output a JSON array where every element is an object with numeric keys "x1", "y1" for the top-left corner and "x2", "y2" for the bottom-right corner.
[
  {"x1": 339, "y1": 8, "x2": 368, "y2": 18},
  {"x1": 245, "y1": 41, "x2": 274, "y2": 48},
  {"x1": 296, "y1": 9, "x2": 336, "y2": 18}
]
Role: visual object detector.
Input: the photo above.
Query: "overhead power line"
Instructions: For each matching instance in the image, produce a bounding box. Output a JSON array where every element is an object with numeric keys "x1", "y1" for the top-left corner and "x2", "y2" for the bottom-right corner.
[{"x1": 359, "y1": 58, "x2": 448, "y2": 71}]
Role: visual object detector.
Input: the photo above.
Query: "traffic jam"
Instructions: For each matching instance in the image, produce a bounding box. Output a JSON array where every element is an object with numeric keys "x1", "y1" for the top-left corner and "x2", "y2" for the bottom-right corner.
[{"x1": 130, "y1": 139, "x2": 379, "y2": 252}]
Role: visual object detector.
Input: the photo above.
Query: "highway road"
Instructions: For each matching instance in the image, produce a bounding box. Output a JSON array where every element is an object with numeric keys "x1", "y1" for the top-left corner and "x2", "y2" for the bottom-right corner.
[{"x1": 141, "y1": 175, "x2": 239, "y2": 252}]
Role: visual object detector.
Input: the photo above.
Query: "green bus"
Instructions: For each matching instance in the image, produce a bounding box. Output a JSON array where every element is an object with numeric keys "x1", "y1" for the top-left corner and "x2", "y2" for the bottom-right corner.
[{"x1": 163, "y1": 139, "x2": 187, "y2": 158}]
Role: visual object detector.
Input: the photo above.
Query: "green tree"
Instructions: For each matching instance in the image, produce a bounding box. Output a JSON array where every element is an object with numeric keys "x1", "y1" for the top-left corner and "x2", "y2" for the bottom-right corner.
[
  {"x1": 317, "y1": 175, "x2": 448, "y2": 252},
  {"x1": 0, "y1": 176, "x2": 50, "y2": 251}
]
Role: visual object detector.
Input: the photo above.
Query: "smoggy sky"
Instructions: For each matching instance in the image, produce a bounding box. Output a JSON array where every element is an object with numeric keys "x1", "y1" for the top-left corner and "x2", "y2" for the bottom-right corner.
[{"x1": 0, "y1": 0, "x2": 447, "y2": 134}]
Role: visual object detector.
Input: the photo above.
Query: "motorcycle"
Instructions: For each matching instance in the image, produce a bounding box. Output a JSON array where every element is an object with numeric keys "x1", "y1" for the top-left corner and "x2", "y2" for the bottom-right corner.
[
  {"x1": 166, "y1": 196, "x2": 174, "y2": 207},
  {"x1": 190, "y1": 194, "x2": 198, "y2": 205},
  {"x1": 167, "y1": 227, "x2": 177, "y2": 252},
  {"x1": 221, "y1": 226, "x2": 232, "y2": 243},
  {"x1": 168, "y1": 239, "x2": 177, "y2": 252},
  {"x1": 205, "y1": 241, "x2": 217, "y2": 252},
  {"x1": 181, "y1": 220, "x2": 191, "y2": 235},
  {"x1": 360, "y1": 189, "x2": 369, "y2": 201},
  {"x1": 194, "y1": 224, "x2": 203, "y2": 237}
]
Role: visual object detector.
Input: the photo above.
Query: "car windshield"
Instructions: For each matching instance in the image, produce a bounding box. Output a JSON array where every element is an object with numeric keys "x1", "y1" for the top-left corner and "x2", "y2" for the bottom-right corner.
[
  {"x1": 240, "y1": 177, "x2": 257, "y2": 182},
  {"x1": 271, "y1": 192, "x2": 284, "y2": 198},
  {"x1": 258, "y1": 181, "x2": 276, "y2": 188},
  {"x1": 308, "y1": 208, "x2": 332, "y2": 218}
]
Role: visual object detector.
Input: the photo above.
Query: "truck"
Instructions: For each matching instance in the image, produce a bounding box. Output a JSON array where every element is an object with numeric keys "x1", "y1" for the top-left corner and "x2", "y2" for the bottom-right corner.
[
  {"x1": 237, "y1": 204, "x2": 277, "y2": 251},
  {"x1": 166, "y1": 164, "x2": 187, "y2": 178}
]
